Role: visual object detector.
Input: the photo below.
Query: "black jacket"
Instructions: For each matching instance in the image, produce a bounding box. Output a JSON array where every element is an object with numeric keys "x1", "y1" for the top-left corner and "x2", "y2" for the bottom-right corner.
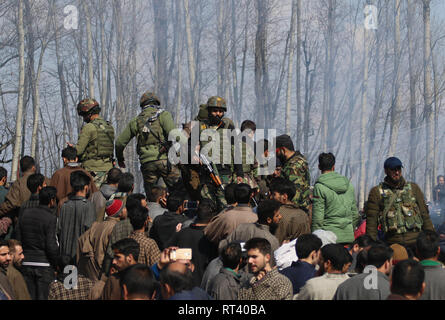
[
  {"x1": 149, "y1": 211, "x2": 188, "y2": 251},
  {"x1": 18, "y1": 205, "x2": 59, "y2": 267}
]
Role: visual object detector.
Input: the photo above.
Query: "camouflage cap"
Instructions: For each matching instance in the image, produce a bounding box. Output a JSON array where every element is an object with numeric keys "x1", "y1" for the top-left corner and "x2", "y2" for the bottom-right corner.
[
  {"x1": 77, "y1": 98, "x2": 99, "y2": 115},
  {"x1": 140, "y1": 91, "x2": 161, "y2": 107},
  {"x1": 207, "y1": 96, "x2": 227, "y2": 111}
]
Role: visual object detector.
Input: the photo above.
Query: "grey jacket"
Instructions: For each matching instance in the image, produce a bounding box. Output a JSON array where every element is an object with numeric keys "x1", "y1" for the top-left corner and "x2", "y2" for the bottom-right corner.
[
  {"x1": 333, "y1": 268, "x2": 390, "y2": 300},
  {"x1": 420, "y1": 261, "x2": 445, "y2": 300},
  {"x1": 57, "y1": 195, "x2": 96, "y2": 260},
  {"x1": 208, "y1": 268, "x2": 250, "y2": 300}
]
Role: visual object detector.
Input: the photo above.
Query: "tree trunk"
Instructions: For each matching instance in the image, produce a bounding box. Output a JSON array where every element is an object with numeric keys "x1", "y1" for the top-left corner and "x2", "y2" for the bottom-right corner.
[
  {"x1": 82, "y1": 0, "x2": 95, "y2": 99},
  {"x1": 285, "y1": 0, "x2": 297, "y2": 136},
  {"x1": 423, "y1": 0, "x2": 433, "y2": 201},
  {"x1": 153, "y1": 0, "x2": 169, "y2": 105},
  {"x1": 183, "y1": 0, "x2": 198, "y2": 118},
  {"x1": 388, "y1": 0, "x2": 401, "y2": 157},
  {"x1": 295, "y1": 0, "x2": 302, "y2": 149},
  {"x1": 11, "y1": 0, "x2": 26, "y2": 181},
  {"x1": 406, "y1": 0, "x2": 417, "y2": 181}
]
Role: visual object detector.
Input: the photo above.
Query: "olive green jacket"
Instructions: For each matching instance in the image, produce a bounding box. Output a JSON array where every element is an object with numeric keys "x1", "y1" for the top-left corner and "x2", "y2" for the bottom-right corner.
[
  {"x1": 115, "y1": 109, "x2": 176, "y2": 164},
  {"x1": 76, "y1": 117, "x2": 114, "y2": 171},
  {"x1": 365, "y1": 176, "x2": 435, "y2": 245}
]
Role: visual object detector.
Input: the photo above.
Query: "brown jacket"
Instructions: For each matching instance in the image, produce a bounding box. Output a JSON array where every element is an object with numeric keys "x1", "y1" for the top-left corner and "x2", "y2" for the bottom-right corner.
[
  {"x1": 366, "y1": 176, "x2": 435, "y2": 246},
  {"x1": 77, "y1": 216, "x2": 120, "y2": 281},
  {"x1": 204, "y1": 204, "x2": 258, "y2": 244},
  {"x1": 99, "y1": 273, "x2": 122, "y2": 300},
  {"x1": 0, "y1": 266, "x2": 15, "y2": 300},
  {"x1": 275, "y1": 203, "x2": 311, "y2": 245},
  {"x1": 6, "y1": 264, "x2": 31, "y2": 300},
  {"x1": 50, "y1": 164, "x2": 97, "y2": 202},
  {"x1": 0, "y1": 172, "x2": 50, "y2": 218}
]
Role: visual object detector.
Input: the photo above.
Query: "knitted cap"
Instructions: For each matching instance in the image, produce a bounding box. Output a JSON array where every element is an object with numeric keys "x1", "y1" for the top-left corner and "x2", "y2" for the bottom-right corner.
[
  {"x1": 105, "y1": 199, "x2": 124, "y2": 217},
  {"x1": 390, "y1": 244, "x2": 408, "y2": 265}
]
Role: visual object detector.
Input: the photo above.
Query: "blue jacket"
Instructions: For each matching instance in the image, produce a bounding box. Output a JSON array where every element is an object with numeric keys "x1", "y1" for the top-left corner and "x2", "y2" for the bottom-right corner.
[{"x1": 280, "y1": 260, "x2": 316, "y2": 295}]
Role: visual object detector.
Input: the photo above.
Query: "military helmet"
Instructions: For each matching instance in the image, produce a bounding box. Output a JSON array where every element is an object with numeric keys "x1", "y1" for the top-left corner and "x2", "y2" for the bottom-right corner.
[
  {"x1": 206, "y1": 96, "x2": 227, "y2": 111},
  {"x1": 77, "y1": 98, "x2": 100, "y2": 116},
  {"x1": 140, "y1": 91, "x2": 161, "y2": 107}
]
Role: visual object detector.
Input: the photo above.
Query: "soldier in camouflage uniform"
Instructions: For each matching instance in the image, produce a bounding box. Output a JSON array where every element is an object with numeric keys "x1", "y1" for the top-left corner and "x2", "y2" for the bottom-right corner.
[
  {"x1": 238, "y1": 120, "x2": 259, "y2": 191},
  {"x1": 196, "y1": 96, "x2": 243, "y2": 211},
  {"x1": 365, "y1": 157, "x2": 435, "y2": 249},
  {"x1": 73, "y1": 98, "x2": 115, "y2": 188},
  {"x1": 115, "y1": 91, "x2": 180, "y2": 197},
  {"x1": 275, "y1": 134, "x2": 311, "y2": 214}
]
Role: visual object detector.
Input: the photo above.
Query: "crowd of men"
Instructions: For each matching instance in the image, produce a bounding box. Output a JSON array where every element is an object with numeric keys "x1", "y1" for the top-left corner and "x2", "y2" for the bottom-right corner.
[{"x1": 0, "y1": 92, "x2": 444, "y2": 301}]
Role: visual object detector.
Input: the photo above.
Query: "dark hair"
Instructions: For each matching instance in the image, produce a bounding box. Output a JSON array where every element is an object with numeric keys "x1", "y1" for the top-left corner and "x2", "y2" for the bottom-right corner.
[
  {"x1": 416, "y1": 230, "x2": 440, "y2": 260},
  {"x1": 7, "y1": 239, "x2": 21, "y2": 253},
  {"x1": 147, "y1": 186, "x2": 166, "y2": 202},
  {"x1": 70, "y1": 170, "x2": 90, "y2": 192},
  {"x1": 234, "y1": 183, "x2": 252, "y2": 204},
  {"x1": 241, "y1": 120, "x2": 256, "y2": 132},
  {"x1": 56, "y1": 255, "x2": 74, "y2": 272},
  {"x1": 106, "y1": 168, "x2": 123, "y2": 184},
  {"x1": 0, "y1": 167, "x2": 7, "y2": 181},
  {"x1": 356, "y1": 249, "x2": 369, "y2": 273},
  {"x1": 318, "y1": 153, "x2": 336, "y2": 171},
  {"x1": 128, "y1": 205, "x2": 149, "y2": 230},
  {"x1": 321, "y1": 244, "x2": 350, "y2": 271},
  {"x1": 352, "y1": 234, "x2": 374, "y2": 249},
  {"x1": 26, "y1": 173, "x2": 45, "y2": 193},
  {"x1": 166, "y1": 191, "x2": 186, "y2": 212},
  {"x1": 391, "y1": 259, "x2": 425, "y2": 297},
  {"x1": 61, "y1": 146, "x2": 77, "y2": 161},
  {"x1": 221, "y1": 243, "x2": 242, "y2": 269},
  {"x1": 269, "y1": 177, "x2": 296, "y2": 200},
  {"x1": 39, "y1": 186, "x2": 57, "y2": 206},
  {"x1": 120, "y1": 264, "x2": 156, "y2": 299},
  {"x1": 0, "y1": 240, "x2": 9, "y2": 249},
  {"x1": 224, "y1": 183, "x2": 238, "y2": 205},
  {"x1": 196, "y1": 199, "x2": 216, "y2": 224},
  {"x1": 111, "y1": 238, "x2": 140, "y2": 262},
  {"x1": 367, "y1": 244, "x2": 394, "y2": 268},
  {"x1": 257, "y1": 199, "x2": 281, "y2": 225},
  {"x1": 126, "y1": 193, "x2": 146, "y2": 212},
  {"x1": 245, "y1": 238, "x2": 272, "y2": 257},
  {"x1": 20, "y1": 156, "x2": 35, "y2": 173},
  {"x1": 117, "y1": 172, "x2": 134, "y2": 193},
  {"x1": 159, "y1": 264, "x2": 194, "y2": 293},
  {"x1": 295, "y1": 234, "x2": 323, "y2": 259}
]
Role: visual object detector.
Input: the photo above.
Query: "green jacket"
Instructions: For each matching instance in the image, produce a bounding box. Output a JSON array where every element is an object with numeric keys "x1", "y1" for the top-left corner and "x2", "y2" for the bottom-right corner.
[
  {"x1": 76, "y1": 117, "x2": 114, "y2": 172},
  {"x1": 115, "y1": 108, "x2": 176, "y2": 164},
  {"x1": 312, "y1": 171, "x2": 359, "y2": 244},
  {"x1": 365, "y1": 176, "x2": 434, "y2": 246}
]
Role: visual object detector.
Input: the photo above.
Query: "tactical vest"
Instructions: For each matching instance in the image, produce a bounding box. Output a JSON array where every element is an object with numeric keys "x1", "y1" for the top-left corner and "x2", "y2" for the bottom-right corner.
[
  {"x1": 84, "y1": 118, "x2": 114, "y2": 160},
  {"x1": 136, "y1": 105, "x2": 165, "y2": 154},
  {"x1": 199, "y1": 118, "x2": 234, "y2": 170},
  {"x1": 378, "y1": 182, "x2": 423, "y2": 234}
]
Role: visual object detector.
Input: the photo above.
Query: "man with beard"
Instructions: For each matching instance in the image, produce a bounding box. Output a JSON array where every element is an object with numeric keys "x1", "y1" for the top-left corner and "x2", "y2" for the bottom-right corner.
[
  {"x1": 0, "y1": 240, "x2": 15, "y2": 299},
  {"x1": 218, "y1": 199, "x2": 282, "y2": 253},
  {"x1": 196, "y1": 96, "x2": 242, "y2": 211},
  {"x1": 238, "y1": 237, "x2": 293, "y2": 300},
  {"x1": 275, "y1": 134, "x2": 311, "y2": 215},
  {"x1": 99, "y1": 238, "x2": 139, "y2": 300},
  {"x1": 365, "y1": 157, "x2": 434, "y2": 251},
  {"x1": 6, "y1": 239, "x2": 30, "y2": 300}
]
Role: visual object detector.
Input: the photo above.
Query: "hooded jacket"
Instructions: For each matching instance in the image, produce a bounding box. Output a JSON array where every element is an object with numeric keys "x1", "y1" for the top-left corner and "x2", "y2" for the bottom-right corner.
[{"x1": 312, "y1": 171, "x2": 359, "y2": 244}]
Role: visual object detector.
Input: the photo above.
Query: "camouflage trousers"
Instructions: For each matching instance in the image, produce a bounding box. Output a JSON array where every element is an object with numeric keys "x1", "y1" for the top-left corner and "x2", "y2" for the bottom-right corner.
[
  {"x1": 90, "y1": 171, "x2": 108, "y2": 189},
  {"x1": 200, "y1": 174, "x2": 232, "y2": 212},
  {"x1": 141, "y1": 160, "x2": 181, "y2": 197}
]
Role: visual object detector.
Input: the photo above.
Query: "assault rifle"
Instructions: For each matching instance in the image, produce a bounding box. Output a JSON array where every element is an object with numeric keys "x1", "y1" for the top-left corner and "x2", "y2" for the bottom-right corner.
[{"x1": 195, "y1": 151, "x2": 225, "y2": 191}]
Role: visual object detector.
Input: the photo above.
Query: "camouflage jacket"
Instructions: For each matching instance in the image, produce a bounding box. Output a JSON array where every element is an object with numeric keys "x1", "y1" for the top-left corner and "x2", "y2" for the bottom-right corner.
[{"x1": 281, "y1": 151, "x2": 312, "y2": 212}]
